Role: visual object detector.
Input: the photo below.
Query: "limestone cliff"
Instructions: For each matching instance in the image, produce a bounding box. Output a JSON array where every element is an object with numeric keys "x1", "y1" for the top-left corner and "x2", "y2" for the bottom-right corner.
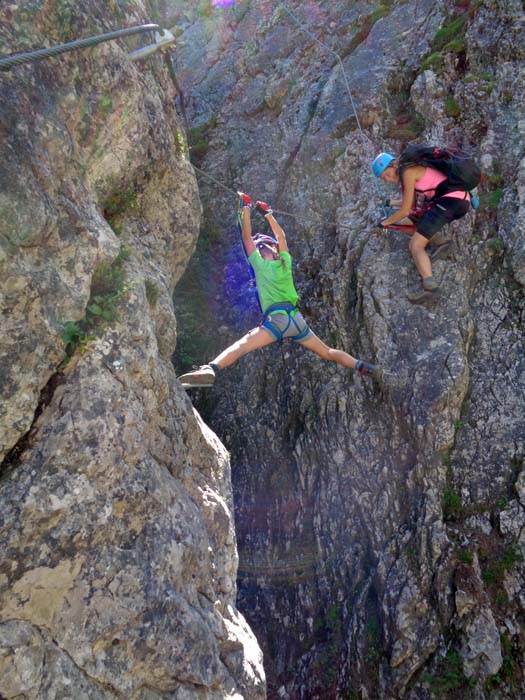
[
  {"x1": 171, "y1": 1, "x2": 525, "y2": 699},
  {"x1": 0, "y1": 3, "x2": 264, "y2": 699}
]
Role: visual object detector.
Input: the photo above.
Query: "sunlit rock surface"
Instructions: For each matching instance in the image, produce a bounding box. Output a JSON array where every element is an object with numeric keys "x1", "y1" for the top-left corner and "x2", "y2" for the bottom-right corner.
[{"x1": 0, "y1": 3, "x2": 264, "y2": 699}]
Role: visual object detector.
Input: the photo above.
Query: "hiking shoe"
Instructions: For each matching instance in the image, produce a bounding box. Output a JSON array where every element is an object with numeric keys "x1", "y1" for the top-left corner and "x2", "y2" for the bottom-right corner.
[
  {"x1": 178, "y1": 364, "x2": 216, "y2": 388},
  {"x1": 355, "y1": 360, "x2": 382, "y2": 381},
  {"x1": 430, "y1": 240, "x2": 452, "y2": 262},
  {"x1": 407, "y1": 276, "x2": 440, "y2": 303},
  {"x1": 237, "y1": 191, "x2": 252, "y2": 208},
  {"x1": 407, "y1": 287, "x2": 437, "y2": 304},
  {"x1": 255, "y1": 200, "x2": 273, "y2": 216},
  {"x1": 422, "y1": 275, "x2": 439, "y2": 292}
]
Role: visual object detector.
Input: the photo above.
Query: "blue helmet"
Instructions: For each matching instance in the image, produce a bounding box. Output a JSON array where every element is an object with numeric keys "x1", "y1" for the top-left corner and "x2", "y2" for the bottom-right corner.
[{"x1": 372, "y1": 152, "x2": 396, "y2": 177}]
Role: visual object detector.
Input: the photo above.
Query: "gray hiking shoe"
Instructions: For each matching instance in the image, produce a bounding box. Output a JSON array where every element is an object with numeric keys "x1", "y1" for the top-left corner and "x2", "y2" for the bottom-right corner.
[
  {"x1": 355, "y1": 360, "x2": 382, "y2": 381},
  {"x1": 178, "y1": 364, "x2": 216, "y2": 388},
  {"x1": 422, "y1": 275, "x2": 439, "y2": 292},
  {"x1": 407, "y1": 288, "x2": 436, "y2": 304},
  {"x1": 407, "y1": 287, "x2": 439, "y2": 304},
  {"x1": 407, "y1": 276, "x2": 440, "y2": 303}
]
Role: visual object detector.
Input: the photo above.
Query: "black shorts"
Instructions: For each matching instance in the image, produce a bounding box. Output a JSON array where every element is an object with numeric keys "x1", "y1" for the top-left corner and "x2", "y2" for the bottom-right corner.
[{"x1": 414, "y1": 196, "x2": 470, "y2": 239}]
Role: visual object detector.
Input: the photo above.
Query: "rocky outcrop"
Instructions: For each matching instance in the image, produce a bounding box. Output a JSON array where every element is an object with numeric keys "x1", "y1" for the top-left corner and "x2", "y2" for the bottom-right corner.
[
  {"x1": 171, "y1": 1, "x2": 525, "y2": 698},
  {"x1": 0, "y1": 3, "x2": 264, "y2": 699}
]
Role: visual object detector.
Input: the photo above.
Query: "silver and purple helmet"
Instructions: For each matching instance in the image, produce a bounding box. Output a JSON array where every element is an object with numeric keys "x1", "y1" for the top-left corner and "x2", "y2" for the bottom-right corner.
[{"x1": 253, "y1": 233, "x2": 278, "y2": 252}]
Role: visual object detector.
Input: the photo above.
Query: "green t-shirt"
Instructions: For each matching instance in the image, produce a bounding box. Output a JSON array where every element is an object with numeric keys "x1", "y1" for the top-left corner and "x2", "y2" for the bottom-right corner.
[{"x1": 248, "y1": 250, "x2": 299, "y2": 313}]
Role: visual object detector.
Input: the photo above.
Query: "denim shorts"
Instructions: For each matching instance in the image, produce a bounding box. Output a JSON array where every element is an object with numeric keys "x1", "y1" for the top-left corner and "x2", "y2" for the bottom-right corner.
[{"x1": 415, "y1": 196, "x2": 470, "y2": 239}]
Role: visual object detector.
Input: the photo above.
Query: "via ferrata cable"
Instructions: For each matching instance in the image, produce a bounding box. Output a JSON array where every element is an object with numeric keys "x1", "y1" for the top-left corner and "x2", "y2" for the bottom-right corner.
[{"x1": 0, "y1": 24, "x2": 162, "y2": 71}]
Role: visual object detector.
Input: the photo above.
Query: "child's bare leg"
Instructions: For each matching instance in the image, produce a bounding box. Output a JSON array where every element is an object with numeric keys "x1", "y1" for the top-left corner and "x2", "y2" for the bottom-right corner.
[
  {"x1": 177, "y1": 327, "x2": 275, "y2": 388},
  {"x1": 212, "y1": 326, "x2": 275, "y2": 369},
  {"x1": 299, "y1": 333, "x2": 357, "y2": 368},
  {"x1": 299, "y1": 333, "x2": 380, "y2": 378}
]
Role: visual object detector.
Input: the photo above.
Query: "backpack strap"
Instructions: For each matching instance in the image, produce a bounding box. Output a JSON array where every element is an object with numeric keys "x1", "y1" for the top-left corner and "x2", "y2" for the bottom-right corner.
[{"x1": 434, "y1": 181, "x2": 470, "y2": 198}]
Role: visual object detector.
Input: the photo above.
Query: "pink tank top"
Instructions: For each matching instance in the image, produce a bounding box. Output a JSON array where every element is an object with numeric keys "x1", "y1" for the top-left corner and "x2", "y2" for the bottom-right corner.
[{"x1": 415, "y1": 167, "x2": 470, "y2": 201}]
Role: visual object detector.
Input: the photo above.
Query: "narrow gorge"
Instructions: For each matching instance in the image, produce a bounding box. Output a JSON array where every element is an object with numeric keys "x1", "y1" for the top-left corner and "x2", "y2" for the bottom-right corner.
[{"x1": 1, "y1": 2, "x2": 524, "y2": 700}]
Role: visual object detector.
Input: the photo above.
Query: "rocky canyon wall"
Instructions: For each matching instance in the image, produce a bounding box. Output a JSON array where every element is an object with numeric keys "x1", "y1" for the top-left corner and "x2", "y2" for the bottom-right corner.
[
  {"x1": 0, "y1": 2, "x2": 264, "y2": 699},
  {"x1": 170, "y1": 1, "x2": 525, "y2": 699}
]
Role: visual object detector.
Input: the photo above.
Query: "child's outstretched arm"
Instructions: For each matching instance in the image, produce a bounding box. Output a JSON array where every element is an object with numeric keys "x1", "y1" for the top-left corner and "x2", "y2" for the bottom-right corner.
[{"x1": 238, "y1": 192, "x2": 256, "y2": 256}]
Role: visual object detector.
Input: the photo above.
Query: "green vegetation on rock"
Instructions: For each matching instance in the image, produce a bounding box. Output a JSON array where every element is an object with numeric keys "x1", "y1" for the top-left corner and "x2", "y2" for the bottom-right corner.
[
  {"x1": 422, "y1": 649, "x2": 475, "y2": 696},
  {"x1": 60, "y1": 246, "x2": 132, "y2": 358}
]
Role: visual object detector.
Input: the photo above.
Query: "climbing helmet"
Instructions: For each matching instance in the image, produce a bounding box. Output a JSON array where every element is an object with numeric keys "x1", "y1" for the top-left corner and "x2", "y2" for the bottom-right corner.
[
  {"x1": 372, "y1": 152, "x2": 396, "y2": 177},
  {"x1": 253, "y1": 232, "x2": 278, "y2": 252}
]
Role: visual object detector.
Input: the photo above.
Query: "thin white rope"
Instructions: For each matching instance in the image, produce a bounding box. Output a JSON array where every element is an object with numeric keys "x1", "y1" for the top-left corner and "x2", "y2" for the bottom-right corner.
[{"x1": 279, "y1": 2, "x2": 387, "y2": 217}]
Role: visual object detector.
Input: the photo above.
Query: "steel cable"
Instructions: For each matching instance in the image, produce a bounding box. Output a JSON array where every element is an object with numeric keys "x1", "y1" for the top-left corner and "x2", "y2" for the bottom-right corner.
[{"x1": 0, "y1": 24, "x2": 161, "y2": 71}]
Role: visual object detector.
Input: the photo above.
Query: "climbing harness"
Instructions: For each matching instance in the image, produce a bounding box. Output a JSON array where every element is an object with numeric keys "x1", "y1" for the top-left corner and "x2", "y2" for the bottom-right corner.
[
  {"x1": 261, "y1": 303, "x2": 310, "y2": 342},
  {"x1": 0, "y1": 24, "x2": 173, "y2": 71}
]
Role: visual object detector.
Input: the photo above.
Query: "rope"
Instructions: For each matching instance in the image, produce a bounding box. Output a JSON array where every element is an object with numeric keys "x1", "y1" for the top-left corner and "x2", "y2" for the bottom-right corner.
[
  {"x1": 0, "y1": 24, "x2": 161, "y2": 71},
  {"x1": 191, "y1": 162, "x2": 358, "y2": 232},
  {"x1": 279, "y1": 3, "x2": 387, "y2": 218},
  {"x1": 192, "y1": 161, "x2": 410, "y2": 238}
]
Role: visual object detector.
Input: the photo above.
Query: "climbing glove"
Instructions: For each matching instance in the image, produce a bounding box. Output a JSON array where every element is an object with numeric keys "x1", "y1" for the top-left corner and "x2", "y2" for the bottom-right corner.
[
  {"x1": 238, "y1": 192, "x2": 252, "y2": 208},
  {"x1": 255, "y1": 200, "x2": 273, "y2": 216}
]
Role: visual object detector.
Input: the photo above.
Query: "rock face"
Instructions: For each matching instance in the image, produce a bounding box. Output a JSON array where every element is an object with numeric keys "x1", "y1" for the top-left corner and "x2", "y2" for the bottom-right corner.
[
  {"x1": 0, "y1": 3, "x2": 264, "y2": 699},
  {"x1": 170, "y1": 1, "x2": 525, "y2": 698}
]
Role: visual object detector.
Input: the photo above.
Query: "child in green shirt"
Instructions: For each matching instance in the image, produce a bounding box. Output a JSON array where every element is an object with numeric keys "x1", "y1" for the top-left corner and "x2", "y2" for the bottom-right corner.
[{"x1": 178, "y1": 194, "x2": 380, "y2": 388}]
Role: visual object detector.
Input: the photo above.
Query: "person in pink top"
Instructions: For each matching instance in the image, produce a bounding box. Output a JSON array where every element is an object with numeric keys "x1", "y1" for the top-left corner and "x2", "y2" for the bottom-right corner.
[{"x1": 372, "y1": 152, "x2": 471, "y2": 303}]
